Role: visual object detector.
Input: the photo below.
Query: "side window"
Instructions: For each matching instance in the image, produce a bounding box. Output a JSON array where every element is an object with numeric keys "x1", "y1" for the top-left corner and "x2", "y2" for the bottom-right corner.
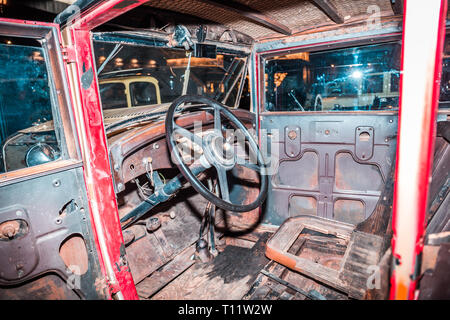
[
  {"x1": 0, "y1": 37, "x2": 61, "y2": 173},
  {"x1": 130, "y1": 81, "x2": 157, "y2": 106},
  {"x1": 99, "y1": 82, "x2": 127, "y2": 109},
  {"x1": 264, "y1": 42, "x2": 401, "y2": 112}
]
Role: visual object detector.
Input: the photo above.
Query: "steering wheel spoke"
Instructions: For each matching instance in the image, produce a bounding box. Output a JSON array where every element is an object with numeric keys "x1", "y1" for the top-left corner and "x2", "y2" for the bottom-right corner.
[
  {"x1": 214, "y1": 107, "x2": 222, "y2": 134},
  {"x1": 214, "y1": 165, "x2": 230, "y2": 202},
  {"x1": 173, "y1": 124, "x2": 203, "y2": 146}
]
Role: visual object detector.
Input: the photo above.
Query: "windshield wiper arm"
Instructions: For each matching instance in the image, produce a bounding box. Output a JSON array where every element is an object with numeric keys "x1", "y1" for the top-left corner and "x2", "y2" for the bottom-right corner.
[
  {"x1": 181, "y1": 51, "x2": 192, "y2": 95},
  {"x1": 214, "y1": 59, "x2": 241, "y2": 101},
  {"x1": 288, "y1": 90, "x2": 305, "y2": 111},
  {"x1": 97, "y1": 43, "x2": 123, "y2": 75}
]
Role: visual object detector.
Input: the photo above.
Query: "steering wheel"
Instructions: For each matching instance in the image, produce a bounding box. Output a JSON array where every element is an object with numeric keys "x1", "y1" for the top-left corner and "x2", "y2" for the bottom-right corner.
[{"x1": 165, "y1": 95, "x2": 268, "y2": 212}]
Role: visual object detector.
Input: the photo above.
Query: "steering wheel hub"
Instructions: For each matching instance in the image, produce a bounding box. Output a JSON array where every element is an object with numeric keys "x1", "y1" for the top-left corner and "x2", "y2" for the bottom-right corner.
[{"x1": 203, "y1": 132, "x2": 236, "y2": 170}]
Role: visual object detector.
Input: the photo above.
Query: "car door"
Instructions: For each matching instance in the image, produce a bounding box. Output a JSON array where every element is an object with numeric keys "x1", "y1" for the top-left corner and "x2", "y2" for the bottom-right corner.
[
  {"x1": 256, "y1": 33, "x2": 402, "y2": 227},
  {"x1": 0, "y1": 19, "x2": 109, "y2": 300}
]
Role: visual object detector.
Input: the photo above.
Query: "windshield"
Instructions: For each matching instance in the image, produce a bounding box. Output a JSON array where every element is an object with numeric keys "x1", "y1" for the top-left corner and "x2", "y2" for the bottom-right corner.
[{"x1": 94, "y1": 42, "x2": 247, "y2": 110}]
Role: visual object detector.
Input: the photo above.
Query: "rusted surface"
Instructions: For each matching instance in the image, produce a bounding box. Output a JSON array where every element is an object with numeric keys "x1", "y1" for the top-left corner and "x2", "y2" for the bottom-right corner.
[
  {"x1": 356, "y1": 153, "x2": 396, "y2": 237},
  {"x1": 0, "y1": 220, "x2": 20, "y2": 239},
  {"x1": 125, "y1": 191, "x2": 208, "y2": 284},
  {"x1": 266, "y1": 215, "x2": 385, "y2": 298},
  {"x1": 109, "y1": 109, "x2": 254, "y2": 188},
  {"x1": 288, "y1": 195, "x2": 317, "y2": 217},
  {"x1": 0, "y1": 160, "x2": 82, "y2": 187},
  {"x1": 244, "y1": 260, "x2": 348, "y2": 300},
  {"x1": 152, "y1": 234, "x2": 270, "y2": 300},
  {"x1": 418, "y1": 244, "x2": 450, "y2": 299},
  {"x1": 136, "y1": 245, "x2": 196, "y2": 298},
  {"x1": 224, "y1": 164, "x2": 262, "y2": 232},
  {"x1": 126, "y1": 232, "x2": 168, "y2": 284},
  {"x1": 334, "y1": 199, "x2": 365, "y2": 225},
  {"x1": 0, "y1": 274, "x2": 79, "y2": 300},
  {"x1": 59, "y1": 235, "x2": 89, "y2": 276},
  {"x1": 426, "y1": 134, "x2": 450, "y2": 227}
]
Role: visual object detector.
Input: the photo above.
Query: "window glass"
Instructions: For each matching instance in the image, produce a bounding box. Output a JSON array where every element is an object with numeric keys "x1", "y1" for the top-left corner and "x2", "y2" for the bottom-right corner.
[
  {"x1": 0, "y1": 37, "x2": 61, "y2": 173},
  {"x1": 264, "y1": 42, "x2": 401, "y2": 112},
  {"x1": 99, "y1": 82, "x2": 127, "y2": 109},
  {"x1": 130, "y1": 81, "x2": 157, "y2": 106},
  {"x1": 94, "y1": 42, "x2": 246, "y2": 108}
]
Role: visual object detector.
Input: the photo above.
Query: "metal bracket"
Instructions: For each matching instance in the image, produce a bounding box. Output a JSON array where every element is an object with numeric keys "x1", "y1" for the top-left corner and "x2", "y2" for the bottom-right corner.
[{"x1": 61, "y1": 45, "x2": 77, "y2": 64}]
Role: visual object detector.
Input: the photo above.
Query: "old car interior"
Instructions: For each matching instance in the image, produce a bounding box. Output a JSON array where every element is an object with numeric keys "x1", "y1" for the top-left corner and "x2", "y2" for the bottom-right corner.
[{"x1": 0, "y1": 0, "x2": 449, "y2": 301}]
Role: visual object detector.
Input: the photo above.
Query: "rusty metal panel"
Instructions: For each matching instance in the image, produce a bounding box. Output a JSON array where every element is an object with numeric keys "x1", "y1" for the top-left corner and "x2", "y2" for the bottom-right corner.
[
  {"x1": 275, "y1": 151, "x2": 319, "y2": 190},
  {"x1": 261, "y1": 113, "x2": 397, "y2": 226},
  {"x1": 0, "y1": 167, "x2": 107, "y2": 299},
  {"x1": 333, "y1": 199, "x2": 365, "y2": 225},
  {"x1": 335, "y1": 152, "x2": 383, "y2": 192},
  {"x1": 288, "y1": 196, "x2": 317, "y2": 217}
]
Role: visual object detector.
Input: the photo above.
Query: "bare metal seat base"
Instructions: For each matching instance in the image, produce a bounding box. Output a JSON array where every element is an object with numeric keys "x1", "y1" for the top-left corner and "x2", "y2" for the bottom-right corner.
[{"x1": 265, "y1": 215, "x2": 385, "y2": 299}]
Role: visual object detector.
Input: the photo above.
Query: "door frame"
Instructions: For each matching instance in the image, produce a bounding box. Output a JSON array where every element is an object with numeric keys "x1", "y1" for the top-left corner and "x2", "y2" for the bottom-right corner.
[
  {"x1": 54, "y1": 0, "x2": 149, "y2": 299},
  {"x1": 390, "y1": 0, "x2": 447, "y2": 300}
]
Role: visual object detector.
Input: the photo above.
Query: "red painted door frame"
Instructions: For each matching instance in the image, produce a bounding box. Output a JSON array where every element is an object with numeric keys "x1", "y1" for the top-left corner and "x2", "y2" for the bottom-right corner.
[
  {"x1": 60, "y1": 0, "x2": 148, "y2": 299},
  {"x1": 390, "y1": 0, "x2": 447, "y2": 300}
]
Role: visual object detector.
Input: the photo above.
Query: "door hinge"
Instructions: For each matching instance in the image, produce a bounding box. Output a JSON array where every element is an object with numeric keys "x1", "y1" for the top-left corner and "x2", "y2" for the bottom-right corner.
[
  {"x1": 61, "y1": 45, "x2": 77, "y2": 64},
  {"x1": 106, "y1": 277, "x2": 122, "y2": 296}
]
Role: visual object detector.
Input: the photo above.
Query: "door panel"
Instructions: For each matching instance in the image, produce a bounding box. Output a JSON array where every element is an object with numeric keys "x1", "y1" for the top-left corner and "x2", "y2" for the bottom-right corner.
[
  {"x1": 0, "y1": 19, "x2": 107, "y2": 299},
  {"x1": 0, "y1": 167, "x2": 106, "y2": 299},
  {"x1": 261, "y1": 113, "x2": 397, "y2": 226}
]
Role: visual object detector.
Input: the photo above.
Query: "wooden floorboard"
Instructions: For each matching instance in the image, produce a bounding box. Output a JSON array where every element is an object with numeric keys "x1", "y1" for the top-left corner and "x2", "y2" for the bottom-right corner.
[
  {"x1": 136, "y1": 245, "x2": 196, "y2": 299},
  {"x1": 151, "y1": 234, "x2": 271, "y2": 300}
]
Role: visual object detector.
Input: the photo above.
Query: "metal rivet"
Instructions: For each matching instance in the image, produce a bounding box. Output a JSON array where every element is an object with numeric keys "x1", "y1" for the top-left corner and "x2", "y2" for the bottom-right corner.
[
  {"x1": 287, "y1": 130, "x2": 297, "y2": 140},
  {"x1": 53, "y1": 179, "x2": 61, "y2": 187},
  {"x1": 55, "y1": 218, "x2": 62, "y2": 225}
]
